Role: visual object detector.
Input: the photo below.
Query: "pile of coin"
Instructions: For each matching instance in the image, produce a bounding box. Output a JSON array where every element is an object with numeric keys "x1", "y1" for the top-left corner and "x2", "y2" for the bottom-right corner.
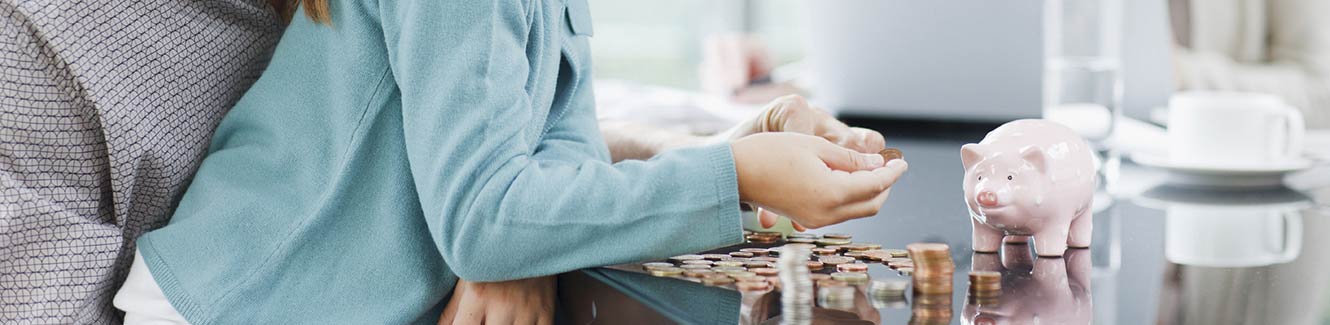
[
  {"x1": 778, "y1": 245, "x2": 814, "y2": 324},
  {"x1": 967, "y1": 271, "x2": 1002, "y2": 305},
  {"x1": 907, "y1": 243, "x2": 954, "y2": 294}
]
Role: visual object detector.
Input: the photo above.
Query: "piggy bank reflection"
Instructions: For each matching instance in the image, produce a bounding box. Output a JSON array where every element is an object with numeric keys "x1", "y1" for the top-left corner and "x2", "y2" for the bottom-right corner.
[
  {"x1": 963, "y1": 246, "x2": 1093, "y2": 325},
  {"x1": 961, "y1": 119, "x2": 1096, "y2": 256}
]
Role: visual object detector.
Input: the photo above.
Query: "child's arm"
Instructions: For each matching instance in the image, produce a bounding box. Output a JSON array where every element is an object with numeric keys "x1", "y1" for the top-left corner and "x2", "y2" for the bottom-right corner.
[{"x1": 379, "y1": 0, "x2": 904, "y2": 282}]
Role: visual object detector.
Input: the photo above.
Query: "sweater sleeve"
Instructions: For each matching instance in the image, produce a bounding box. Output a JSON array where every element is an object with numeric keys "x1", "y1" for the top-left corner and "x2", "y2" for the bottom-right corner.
[
  {"x1": 1175, "y1": 0, "x2": 1330, "y2": 127},
  {"x1": 378, "y1": 0, "x2": 743, "y2": 282}
]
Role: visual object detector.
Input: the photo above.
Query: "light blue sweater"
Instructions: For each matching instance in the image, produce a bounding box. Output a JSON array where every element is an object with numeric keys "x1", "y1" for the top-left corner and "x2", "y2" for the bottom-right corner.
[{"x1": 136, "y1": 0, "x2": 743, "y2": 323}]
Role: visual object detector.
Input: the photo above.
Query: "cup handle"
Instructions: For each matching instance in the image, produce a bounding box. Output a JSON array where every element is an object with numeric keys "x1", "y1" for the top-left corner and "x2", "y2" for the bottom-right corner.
[
  {"x1": 1280, "y1": 107, "x2": 1305, "y2": 160},
  {"x1": 1279, "y1": 211, "x2": 1303, "y2": 263}
]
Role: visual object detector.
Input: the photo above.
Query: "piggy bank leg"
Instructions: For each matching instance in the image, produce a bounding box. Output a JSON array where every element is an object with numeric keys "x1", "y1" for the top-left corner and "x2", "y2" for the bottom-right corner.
[
  {"x1": 971, "y1": 218, "x2": 1005, "y2": 253},
  {"x1": 1004, "y1": 235, "x2": 1030, "y2": 244},
  {"x1": 1067, "y1": 210, "x2": 1093, "y2": 248},
  {"x1": 1032, "y1": 225, "x2": 1070, "y2": 257}
]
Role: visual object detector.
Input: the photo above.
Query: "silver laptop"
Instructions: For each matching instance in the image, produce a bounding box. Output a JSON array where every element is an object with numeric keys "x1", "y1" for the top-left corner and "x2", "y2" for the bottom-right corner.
[{"x1": 800, "y1": 0, "x2": 1171, "y2": 122}]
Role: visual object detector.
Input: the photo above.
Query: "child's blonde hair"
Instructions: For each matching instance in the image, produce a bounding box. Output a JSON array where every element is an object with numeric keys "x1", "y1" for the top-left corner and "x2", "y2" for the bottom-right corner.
[{"x1": 274, "y1": 0, "x2": 330, "y2": 24}]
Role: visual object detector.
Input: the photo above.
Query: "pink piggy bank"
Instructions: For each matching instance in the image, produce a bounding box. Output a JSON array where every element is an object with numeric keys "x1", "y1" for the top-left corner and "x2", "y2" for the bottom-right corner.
[{"x1": 961, "y1": 119, "x2": 1096, "y2": 256}]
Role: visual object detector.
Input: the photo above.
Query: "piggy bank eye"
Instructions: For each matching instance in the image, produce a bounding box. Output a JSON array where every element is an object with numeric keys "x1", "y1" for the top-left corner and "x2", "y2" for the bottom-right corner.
[
  {"x1": 977, "y1": 176, "x2": 982, "y2": 181},
  {"x1": 1007, "y1": 175, "x2": 1013, "y2": 180}
]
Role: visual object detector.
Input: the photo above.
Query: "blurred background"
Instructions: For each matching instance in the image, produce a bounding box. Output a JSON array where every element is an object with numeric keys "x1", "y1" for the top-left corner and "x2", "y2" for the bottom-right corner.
[{"x1": 577, "y1": 1, "x2": 1330, "y2": 324}]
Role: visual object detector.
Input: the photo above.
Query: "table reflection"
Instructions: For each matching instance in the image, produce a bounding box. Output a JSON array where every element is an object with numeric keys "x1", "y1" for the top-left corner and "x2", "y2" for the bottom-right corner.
[{"x1": 962, "y1": 244, "x2": 1092, "y2": 325}]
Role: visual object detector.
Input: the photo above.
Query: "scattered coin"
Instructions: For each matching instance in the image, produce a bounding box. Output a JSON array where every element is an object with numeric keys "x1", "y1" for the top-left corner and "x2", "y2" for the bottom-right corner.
[
  {"x1": 787, "y1": 237, "x2": 817, "y2": 244},
  {"x1": 729, "y1": 251, "x2": 754, "y2": 258},
  {"x1": 701, "y1": 254, "x2": 729, "y2": 261},
  {"x1": 745, "y1": 261, "x2": 773, "y2": 269},
  {"x1": 683, "y1": 269, "x2": 715, "y2": 278},
  {"x1": 837, "y1": 263, "x2": 869, "y2": 273},
  {"x1": 830, "y1": 272, "x2": 869, "y2": 285},
  {"x1": 823, "y1": 233, "x2": 853, "y2": 240},
  {"x1": 812, "y1": 247, "x2": 838, "y2": 255},
  {"x1": 641, "y1": 262, "x2": 674, "y2": 270},
  {"x1": 713, "y1": 260, "x2": 745, "y2": 268},
  {"x1": 735, "y1": 280, "x2": 770, "y2": 291},
  {"x1": 819, "y1": 256, "x2": 855, "y2": 266},
  {"x1": 649, "y1": 266, "x2": 684, "y2": 277},
  {"x1": 810, "y1": 273, "x2": 832, "y2": 282},
  {"x1": 739, "y1": 248, "x2": 769, "y2": 256},
  {"x1": 702, "y1": 275, "x2": 735, "y2": 286},
  {"x1": 712, "y1": 266, "x2": 747, "y2": 274},
  {"x1": 788, "y1": 233, "x2": 820, "y2": 239},
  {"x1": 680, "y1": 264, "x2": 711, "y2": 270},
  {"x1": 752, "y1": 256, "x2": 779, "y2": 263},
  {"x1": 750, "y1": 267, "x2": 779, "y2": 276},
  {"x1": 816, "y1": 238, "x2": 852, "y2": 246},
  {"x1": 682, "y1": 260, "x2": 713, "y2": 266},
  {"x1": 886, "y1": 249, "x2": 909, "y2": 258},
  {"x1": 669, "y1": 254, "x2": 704, "y2": 263},
  {"x1": 806, "y1": 260, "x2": 825, "y2": 271}
]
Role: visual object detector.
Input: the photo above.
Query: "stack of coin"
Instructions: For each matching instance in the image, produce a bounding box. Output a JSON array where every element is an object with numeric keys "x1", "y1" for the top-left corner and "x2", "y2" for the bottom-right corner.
[
  {"x1": 746, "y1": 231, "x2": 783, "y2": 244},
  {"x1": 816, "y1": 282, "x2": 856, "y2": 311},
  {"x1": 778, "y1": 244, "x2": 814, "y2": 324},
  {"x1": 868, "y1": 280, "x2": 909, "y2": 309},
  {"x1": 967, "y1": 271, "x2": 1002, "y2": 305},
  {"x1": 907, "y1": 243, "x2": 954, "y2": 295},
  {"x1": 909, "y1": 292, "x2": 953, "y2": 325}
]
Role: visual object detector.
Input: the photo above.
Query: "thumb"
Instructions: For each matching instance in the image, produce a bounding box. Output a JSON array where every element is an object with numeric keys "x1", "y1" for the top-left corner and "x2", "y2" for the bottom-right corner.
[
  {"x1": 819, "y1": 143, "x2": 885, "y2": 171},
  {"x1": 758, "y1": 208, "x2": 780, "y2": 228}
]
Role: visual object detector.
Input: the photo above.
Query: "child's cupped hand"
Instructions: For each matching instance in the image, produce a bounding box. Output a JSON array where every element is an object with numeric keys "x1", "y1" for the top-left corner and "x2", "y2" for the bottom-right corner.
[{"x1": 732, "y1": 132, "x2": 907, "y2": 230}]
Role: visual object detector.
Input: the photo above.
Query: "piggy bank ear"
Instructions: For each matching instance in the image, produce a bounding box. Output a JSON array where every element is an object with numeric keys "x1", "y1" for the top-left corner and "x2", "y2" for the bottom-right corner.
[
  {"x1": 960, "y1": 144, "x2": 985, "y2": 169},
  {"x1": 1020, "y1": 146, "x2": 1047, "y2": 173}
]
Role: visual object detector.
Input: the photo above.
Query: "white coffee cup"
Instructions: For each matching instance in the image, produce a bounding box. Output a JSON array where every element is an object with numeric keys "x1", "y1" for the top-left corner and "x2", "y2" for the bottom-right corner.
[
  {"x1": 1167, "y1": 92, "x2": 1304, "y2": 167},
  {"x1": 1165, "y1": 205, "x2": 1302, "y2": 268}
]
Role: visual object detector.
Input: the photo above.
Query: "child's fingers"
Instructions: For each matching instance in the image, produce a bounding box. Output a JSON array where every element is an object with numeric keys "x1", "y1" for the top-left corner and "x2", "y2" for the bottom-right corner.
[
  {"x1": 831, "y1": 159, "x2": 908, "y2": 203},
  {"x1": 819, "y1": 143, "x2": 886, "y2": 172},
  {"x1": 758, "y1": 208, "x2": 780, "y2": 228}
]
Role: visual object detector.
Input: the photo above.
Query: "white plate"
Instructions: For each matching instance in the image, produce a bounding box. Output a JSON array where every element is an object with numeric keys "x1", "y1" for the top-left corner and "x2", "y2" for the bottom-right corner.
[{"x1": 1132, "y1": 153, "x2": 1316, "y2": 189}]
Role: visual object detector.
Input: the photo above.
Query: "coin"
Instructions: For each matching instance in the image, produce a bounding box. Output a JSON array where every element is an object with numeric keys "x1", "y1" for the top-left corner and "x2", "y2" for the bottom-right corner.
[
  {"x1": 714, "y1": 260, "x2": 745, "y2": 268},
  {"x1": 641, "y1": 262, "x2": 674, "y2": 270},
  {"x1": 680, "y1": 264, "x2": 711, "y2": 270},
  {"x1": 787, "y1": 237, "x2": 817, "y2": 244},
  {"x1": 816, "y1": 279, "x2": 847, "y2": 288},
  {"x1": 806, "y1": 260, "x2": 825, "y2": 270},
  {"x1": 702, "y1": 275, "x2": 735, "y2": 286},
  {"x1": 648, "y1": 266, "x2": 684, "y2": 277},
  {"x1": 812, "y1": 248, "x2": 838, "y2": 255},
  {"x1": 788, "y1": 233, "x2": 820, "y2": 239},
  {"x1": 830, "y1": 272, "x2": 869, "y2": 284},
  {"x1": 837, "y1": 263, "x2": 869, "y2": 273},
  {"x1": 823, "y1": 233, "x2": 853, "y2": 240},
  {"x1": 844, "y1": 251, "x2": 869, "y2": 259},
  {"x1": 726, "y1": 271, "x2": 757, "y2": 279},
  {"x1": 682, "y1": 260, "x2": 713, "y2": 266},
  {"x1": 785, "y1": 243, "x2": 817, "y2": 251},
  {"x1": 729, "y1": 251, "x2": 754, "y2": 258},
  {"x1": 879, "y1": 148, "x2": 904, "y2": 162},
  {"x1": 869, "y1": 280, "x2": 909, "y2": 297},
  {"x1": 745, "y1": 261, "x2": 774, "y2": 269},
  {"x1": 735, "y1": 280, "x2": 770, "y2": 291},
  {"x1": 886, "y1": 249, "x2": 909, "y2": 258},
  {"x1": 740, "y1": 248, "x2": 769, "y2": 256},
  {"x1": 819, "y1": 256, "x2": 855, "y2": 265},
  {"x1": 752, "y1": 256, "x2": 779, "y2": 263},
  {"x1": 810, "y1": 273, "x2": 832, "y2": 282},
  {"x1": 816, "y1": 238, "x2": 852, "y2": 246},
  {"x1": 751, "y1": 267, "x2": 779, "y2": 276},
  {"x1": 713, "y1": 266, "x2": 747, "y2": 274},
  {"x1": 701, "y1": 254, "x2": 729, "y2": 261},
  {"x1": 669, "y1": 254, "x2": 704, "y2": 263},
  {"x1": 683, "y1": 269, "x2": 715, "y2": 278}
]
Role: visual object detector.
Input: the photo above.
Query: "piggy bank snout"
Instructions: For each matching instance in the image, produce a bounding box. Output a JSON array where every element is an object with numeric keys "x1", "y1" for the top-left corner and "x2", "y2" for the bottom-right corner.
[{"x1": 977, "y1": 191, "x2": 1000, "y2": 207}]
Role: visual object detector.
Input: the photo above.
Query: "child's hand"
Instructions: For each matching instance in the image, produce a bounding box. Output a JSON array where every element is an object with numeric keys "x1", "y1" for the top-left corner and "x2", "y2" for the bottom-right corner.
[
  {"x1": 439, "y1": 277, "x2": 555, "y2": 325},
  {"x1": 730, "y1": 94, "x2": 886, "y2": 154},
  {"x1": 732, "y1": 133, "x2": 907, "y2": 229}
]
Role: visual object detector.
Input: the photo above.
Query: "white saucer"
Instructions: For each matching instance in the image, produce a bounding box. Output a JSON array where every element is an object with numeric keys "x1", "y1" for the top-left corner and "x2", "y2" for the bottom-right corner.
[{"x1": 1131, "y1": 153, "x2": 1316, "y2": 189}]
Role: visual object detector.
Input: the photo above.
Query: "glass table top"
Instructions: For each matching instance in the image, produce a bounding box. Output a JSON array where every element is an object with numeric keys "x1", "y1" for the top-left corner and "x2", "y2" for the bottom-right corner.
[{"x1": 557, "y1": 121, "x2": 1330, "y2": 324}]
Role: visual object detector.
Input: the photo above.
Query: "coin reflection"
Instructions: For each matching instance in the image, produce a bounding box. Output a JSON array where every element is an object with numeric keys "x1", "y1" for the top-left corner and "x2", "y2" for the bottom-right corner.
[{"x1": 962, "y1": 243, "x2": 1093, "y2": 325}]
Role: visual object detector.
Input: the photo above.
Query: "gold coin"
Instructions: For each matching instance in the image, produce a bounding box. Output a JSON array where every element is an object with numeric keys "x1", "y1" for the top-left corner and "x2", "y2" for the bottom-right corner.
[
  {"x1": 669, "y1": 254, "x2": 704, "y2": 262},
  {"x1": 837, "y1": 263, "x2": 869, "y2": 273},
  {"x1": 641, "y1": 262, "x2": 674, "y2": 270}
]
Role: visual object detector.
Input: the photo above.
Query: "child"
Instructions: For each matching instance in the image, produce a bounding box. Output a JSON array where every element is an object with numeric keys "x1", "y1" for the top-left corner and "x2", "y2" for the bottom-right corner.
[{"x1": 114, "y1": 0, "x2": 907, "y2": 323}]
